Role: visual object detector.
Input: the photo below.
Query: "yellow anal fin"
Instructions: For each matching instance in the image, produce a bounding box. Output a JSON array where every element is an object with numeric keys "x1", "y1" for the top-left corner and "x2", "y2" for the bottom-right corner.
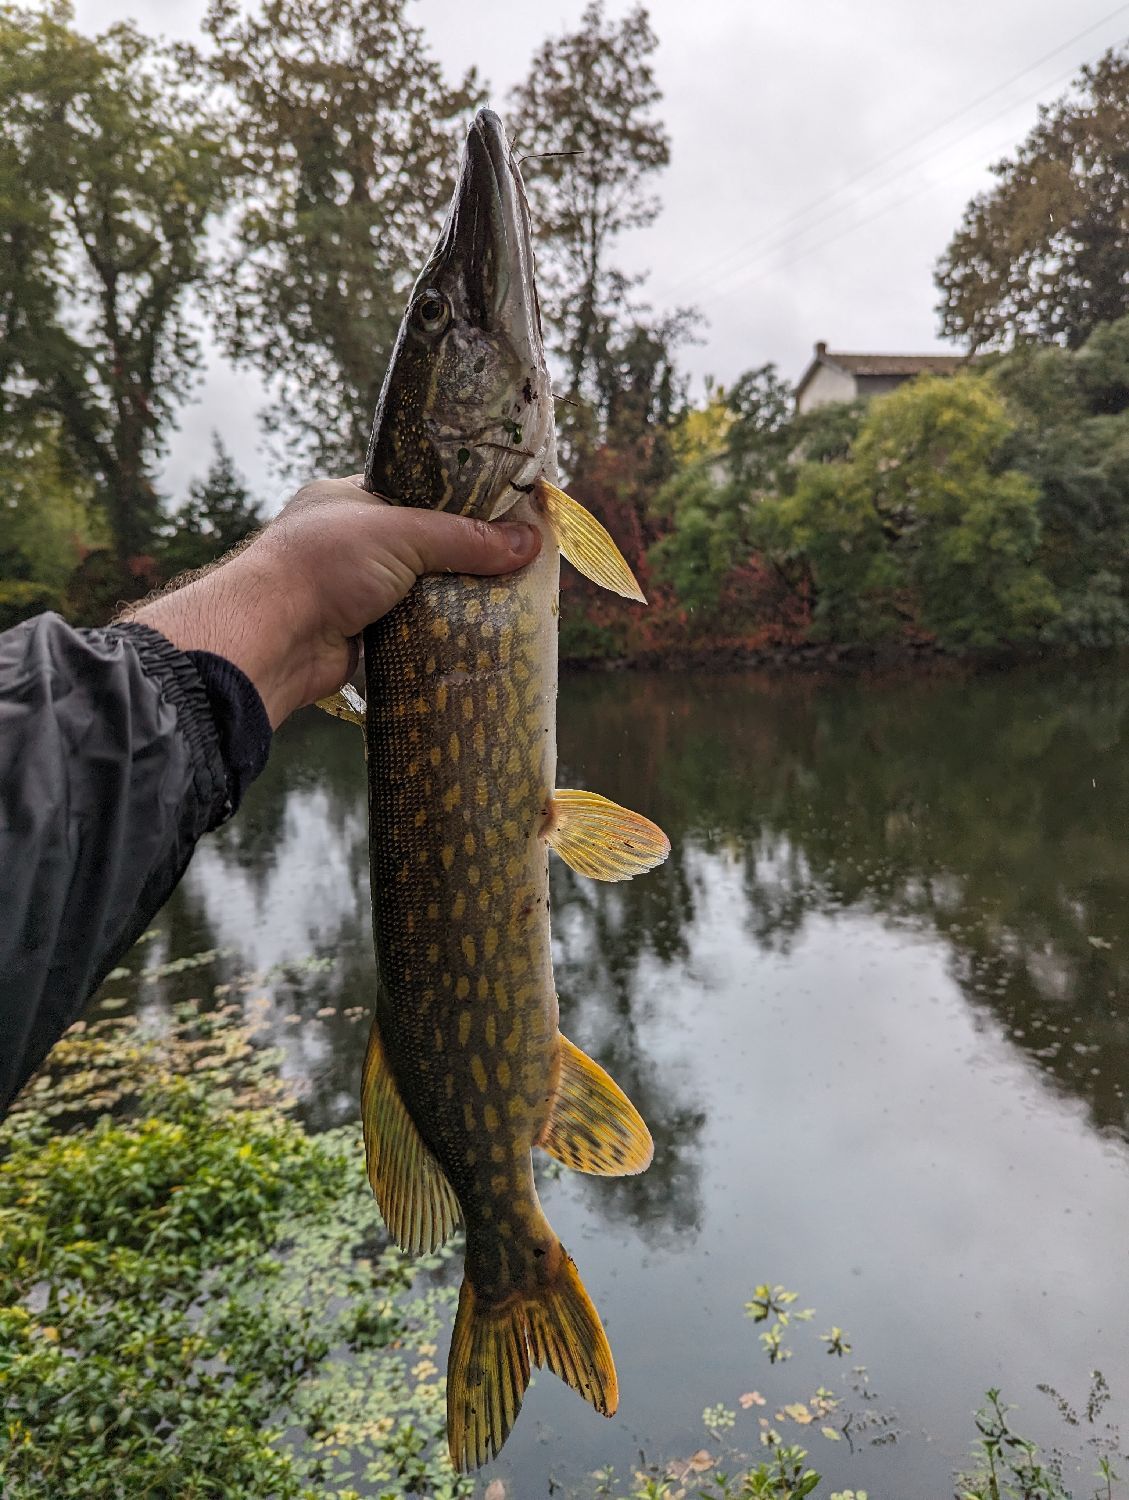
[
  {"x1": 360, "y1": 1014, "x2": 461, "y2": 1255},
  {"x1": 540, "y1": 1033, "x2": 654, "y2": 1176},
  {"x1": 535, "y1": 476, "x2": 646, "y2": 602},
  {"x1": 314, "y1": 683, "x2": 366, "y2": 728},
  {"x1": 447, "y1": 1249, "x2": 617, "y2": 1473},
  {"x1": 544, "y1": 788, "x2": 670, "y2": 881}
]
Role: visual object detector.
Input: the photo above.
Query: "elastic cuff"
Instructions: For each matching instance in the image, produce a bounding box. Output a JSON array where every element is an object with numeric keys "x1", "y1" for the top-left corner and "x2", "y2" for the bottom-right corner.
[
  {"x1": 184, "y1": 649, "x2": 273, "y2": 812},
  {"x1": 107, "y1": 620, "x2": 231, "y2": 825}
]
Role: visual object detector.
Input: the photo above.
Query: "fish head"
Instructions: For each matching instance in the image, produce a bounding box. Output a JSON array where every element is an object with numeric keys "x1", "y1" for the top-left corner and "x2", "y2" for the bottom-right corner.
[{"x1": 365, "y1": 107, "x2": 553, "y2": 521}]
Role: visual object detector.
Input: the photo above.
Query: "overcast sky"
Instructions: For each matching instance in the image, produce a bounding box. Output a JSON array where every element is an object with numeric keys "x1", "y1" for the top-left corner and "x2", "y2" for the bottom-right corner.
[{"x1": 74, "y1": 0, "x2": 1129, "y2": 501}]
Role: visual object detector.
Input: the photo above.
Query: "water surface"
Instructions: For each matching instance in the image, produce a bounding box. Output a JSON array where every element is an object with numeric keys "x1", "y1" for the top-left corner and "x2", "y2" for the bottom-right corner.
[{"x1": 111, "y1": 661, "x2": 1129, "y2": 1496}]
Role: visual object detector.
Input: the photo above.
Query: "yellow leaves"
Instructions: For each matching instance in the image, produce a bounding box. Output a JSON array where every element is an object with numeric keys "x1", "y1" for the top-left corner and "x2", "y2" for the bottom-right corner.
[
  {"x1": 782, "y1": 1401, "x2": 813, "y2": 1424},
  {"x1": 672, "y1": 392, "x2": 734, "y2": 464}
]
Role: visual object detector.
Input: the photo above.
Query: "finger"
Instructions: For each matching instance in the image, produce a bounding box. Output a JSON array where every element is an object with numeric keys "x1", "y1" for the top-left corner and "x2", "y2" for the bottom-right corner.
[{"x1": 366, "y1": 506, "x2": 542, "y2": 579}]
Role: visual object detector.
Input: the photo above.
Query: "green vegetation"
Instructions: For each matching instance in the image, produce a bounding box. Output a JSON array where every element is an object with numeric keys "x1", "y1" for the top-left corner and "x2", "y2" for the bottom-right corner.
[
  {"x1": 638, "y1": 319, "x2": 1129, "y2": 659},
  {"x1": 0, "y1": 1006, "x2": 469, "y2": 1499}
]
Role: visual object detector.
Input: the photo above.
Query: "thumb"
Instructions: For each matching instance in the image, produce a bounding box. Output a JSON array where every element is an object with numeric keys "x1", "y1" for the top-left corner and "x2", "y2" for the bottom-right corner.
[{"x1": 371, "y1": 506, "x2": 543, "y2": 579}]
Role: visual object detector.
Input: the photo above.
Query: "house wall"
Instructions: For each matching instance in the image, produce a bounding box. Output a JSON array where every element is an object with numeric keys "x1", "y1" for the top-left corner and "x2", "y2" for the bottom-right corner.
[
  {"x1": 855, "y1": 374, "x2": 912, "y2": 400},
  {"x1": 795, "y1": 362, "x2": 858, "y2": 414}
]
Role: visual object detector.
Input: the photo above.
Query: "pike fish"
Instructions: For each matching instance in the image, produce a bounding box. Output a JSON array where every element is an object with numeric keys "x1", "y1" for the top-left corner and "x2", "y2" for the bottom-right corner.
[{"x1": 320, "y1": 107, "x2": 668, "y2": 1472}]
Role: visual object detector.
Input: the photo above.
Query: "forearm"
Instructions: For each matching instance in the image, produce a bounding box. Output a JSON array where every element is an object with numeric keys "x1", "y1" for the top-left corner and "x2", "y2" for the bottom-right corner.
[
  {"x1": 0, "y1": 614, "x2": 253, "y2": 1115},
  {"x1": 130, "y1": 545, "x2": 323, "y2": 729}
]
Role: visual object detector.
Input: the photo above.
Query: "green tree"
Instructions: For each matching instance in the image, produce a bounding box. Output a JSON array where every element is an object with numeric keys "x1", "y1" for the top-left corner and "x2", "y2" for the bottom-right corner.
[
  {"x1": 0, "y1": 2, "x2": 230, "y2": 565},
  {"x1": 757, "y1": 376, "x2": 1059, "y2": 647},
  {"x1": 649, "y1": 365, "x2": 795, "y2": 614},
  {"x1": 0, "y1": 415, "x2": 98, "y2": 588},
  {"x1": 203, "y1": 0, "x2": 481, "y2": 472},
  {"x1": 159, "y1": 436, "x2": 262, "y2": 578},
  {"x1": 993, "y1": 316, "x2": 1129, "y2": 645},
  {"x1": 507, "y1": 2, "x2": 688, "y2": 462},
  {"x1": 936, "y1": 48, "x2": 1129, "y2": 351}
]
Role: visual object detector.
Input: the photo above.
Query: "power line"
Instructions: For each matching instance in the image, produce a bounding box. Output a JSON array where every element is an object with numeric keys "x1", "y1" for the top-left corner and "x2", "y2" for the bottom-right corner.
[
  {"x1": 655, "y1": 1, "x2": 1129, "y2": 303},
  {"x1": 697, "y1": 119, "x2": 1048, "y2": 315},
  {"x1": 690, "y1": 26, "x2": 1128, "y2": 309}
]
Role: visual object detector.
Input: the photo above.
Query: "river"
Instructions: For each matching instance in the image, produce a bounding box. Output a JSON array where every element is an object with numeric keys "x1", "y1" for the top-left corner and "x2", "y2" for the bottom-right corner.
[{"x1": 105, "y1": 660, "x2": 1129, "y2": 1496}]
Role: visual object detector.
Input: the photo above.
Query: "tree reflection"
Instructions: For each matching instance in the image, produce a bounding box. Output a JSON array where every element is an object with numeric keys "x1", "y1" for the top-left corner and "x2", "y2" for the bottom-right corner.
[{"x1": 559, "y1": 662, "x2": 1129, "y2": 1143}]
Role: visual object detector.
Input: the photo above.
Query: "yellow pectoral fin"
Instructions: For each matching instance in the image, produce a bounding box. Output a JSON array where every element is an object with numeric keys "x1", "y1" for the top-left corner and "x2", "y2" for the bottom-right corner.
[
  {"x1": 544, "y1": 788, "x2": 670, "y2": 881},
  {"x1": 539, "y1": 1033, "x2": 654, "y2": 1177},
  {"x1": 314, "y1": 684, "x2": 366, "y2": 728},
  {"x1": 360, "y1": 1014, "x2": 461, "y2": 1255},
  {"x1": 535, "y1": 477, "x2": 646, "y2": 602}
]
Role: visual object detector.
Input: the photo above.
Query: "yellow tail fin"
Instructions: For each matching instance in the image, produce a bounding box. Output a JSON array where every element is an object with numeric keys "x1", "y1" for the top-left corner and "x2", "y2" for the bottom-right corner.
[{"x1": 446, "y1": 1250, "x2": 618, "y2": 1472}]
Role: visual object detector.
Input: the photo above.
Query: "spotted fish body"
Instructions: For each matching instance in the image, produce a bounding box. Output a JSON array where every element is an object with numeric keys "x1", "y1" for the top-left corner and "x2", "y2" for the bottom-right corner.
[{"x1": 342, "y1": 109, "x2": 668, "y2": 1472}]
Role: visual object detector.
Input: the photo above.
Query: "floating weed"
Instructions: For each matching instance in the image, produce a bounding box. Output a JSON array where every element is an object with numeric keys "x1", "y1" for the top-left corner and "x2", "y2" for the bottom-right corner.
[
  {"x1": 0, "y1": 1003, "x2": 470, "y2": 1500},
  {"x1": 820, "y1": 1328, "x2": 851, "y2": 1358}
]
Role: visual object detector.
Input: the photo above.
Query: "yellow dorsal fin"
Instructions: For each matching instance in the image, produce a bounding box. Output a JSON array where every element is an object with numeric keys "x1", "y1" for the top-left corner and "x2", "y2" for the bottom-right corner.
[
  {"x1": 447, "y1": 1247, "x2": 617, "y2": 1472},
  {"x1": 360, "y1": 1014, "x2": 461, "y2": 1255},
  {"x1": 535, "y1": 477, "x2": 646, "y2": 602},
  {"x1": 544, "y1": 788, "x2": 670, "y2": 881},
  {"x1": 314, "y1": 683, "x2": 366, "y2": 728},
  {"x1": 539, "y1": 1033, "x2": 654, "y2": 1176}
]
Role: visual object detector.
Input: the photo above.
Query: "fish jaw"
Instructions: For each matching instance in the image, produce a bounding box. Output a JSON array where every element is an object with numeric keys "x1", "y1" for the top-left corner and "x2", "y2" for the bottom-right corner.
[{"x1": 364, "y1": 108, "x2": 553, "y2": 519}]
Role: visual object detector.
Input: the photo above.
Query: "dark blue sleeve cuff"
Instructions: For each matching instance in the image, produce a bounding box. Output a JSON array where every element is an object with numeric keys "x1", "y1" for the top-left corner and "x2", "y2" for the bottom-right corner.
[{"x1": 184, "y1": 649, "x2": 273, "y2": 814}]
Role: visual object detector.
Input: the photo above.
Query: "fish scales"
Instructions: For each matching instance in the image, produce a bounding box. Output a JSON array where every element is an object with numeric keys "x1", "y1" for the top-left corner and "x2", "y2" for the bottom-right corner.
[{"x1": 364, "y1": 502, "x2": 565, "y2": 1298}]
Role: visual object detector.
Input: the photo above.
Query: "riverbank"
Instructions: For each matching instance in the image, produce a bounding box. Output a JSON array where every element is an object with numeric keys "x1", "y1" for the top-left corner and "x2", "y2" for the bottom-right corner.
[{"x1": 559, "y1": 635, "x2": 1076, "y2": 676}]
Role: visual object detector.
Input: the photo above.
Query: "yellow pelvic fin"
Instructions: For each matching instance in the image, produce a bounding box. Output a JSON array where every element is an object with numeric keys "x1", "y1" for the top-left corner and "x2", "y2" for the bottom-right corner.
[
  {"x1": 535, "y1": 477, "x2": 646, "y2": 602},
  {"x1": 544, "y1": 788, "x2": 670, "y2": 882},
  {"x1": 447, "y1": 1250, "x2": 617, "y2": 1472},
  {"x1": 314, "y1": 684, "x2": 366, "y2": 728},
  {"x1": 540, "y1": 1033, "x2": 654, "y2": 1177},
  {"x1": 360, "y1": 1014, "x2": 461, "y2": 1255}
]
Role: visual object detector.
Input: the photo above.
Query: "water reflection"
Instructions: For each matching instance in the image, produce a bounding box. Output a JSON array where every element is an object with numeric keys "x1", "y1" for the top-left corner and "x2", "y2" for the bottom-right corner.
[{"x1": 554, "y1": 663, "x2": 1129, "y2": 1145}]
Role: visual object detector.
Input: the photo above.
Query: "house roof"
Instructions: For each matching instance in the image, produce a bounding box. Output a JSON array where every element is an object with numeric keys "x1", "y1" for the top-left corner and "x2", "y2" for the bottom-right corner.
[
  {"x1": 826, "y1": 351, "x2": 970, "y2": 377},
  {"x1": 795, "y1": 342, "x2": 972, "y2": 403}
]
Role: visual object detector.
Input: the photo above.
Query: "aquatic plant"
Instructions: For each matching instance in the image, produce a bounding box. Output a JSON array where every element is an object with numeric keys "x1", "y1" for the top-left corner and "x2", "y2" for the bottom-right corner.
[{"x1": 0, "y1": 1008, "x2": 469, "y2": 1499}]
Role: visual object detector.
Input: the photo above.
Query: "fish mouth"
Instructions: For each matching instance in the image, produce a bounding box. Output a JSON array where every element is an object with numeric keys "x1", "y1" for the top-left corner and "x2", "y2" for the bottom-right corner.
[{"x1": 449, "y1": 108, "x2": 542, "y2": 345}]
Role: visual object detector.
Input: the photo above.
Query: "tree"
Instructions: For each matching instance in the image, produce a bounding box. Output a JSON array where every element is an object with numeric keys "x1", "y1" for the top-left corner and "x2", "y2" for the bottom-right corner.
[
  {"x1": 936, "y1": 48, "x2": 1129, "y2": 351},
  {"x1": 159, "y1": 436, "x2": 262, "y2": 578},
  {"x1": 0, "y1": 415, "x2": 98, "y2": 588},
  {"x1": 993, "y1": 316, "x2": 1129, "y2": 645},
  {"x1": 757, "y1": 376, "x2": 1059, "y2": 647},
  {"x1": 0, "y1": 2, "x2": 231, "y2": 564},
  {"x1": 203, "y1": 0, "x2": 481, "y2": 472},
  {"x1": 507, "y1": 2, "x2": 691, "y2": 461},
  {"x1": 648, "y1": 365, "x2": 795, "y2": 614}
]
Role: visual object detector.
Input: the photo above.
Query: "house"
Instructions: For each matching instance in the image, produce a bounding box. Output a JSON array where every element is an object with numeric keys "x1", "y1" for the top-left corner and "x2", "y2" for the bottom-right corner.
[{"x1": 794, "y1": 342, "x2": 971, "y2": 415}]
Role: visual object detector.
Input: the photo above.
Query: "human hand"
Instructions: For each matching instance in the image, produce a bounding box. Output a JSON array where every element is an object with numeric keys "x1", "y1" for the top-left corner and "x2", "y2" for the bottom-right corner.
[{"x1": 131, "y1": 476, "x2": 541, "y2": 727}]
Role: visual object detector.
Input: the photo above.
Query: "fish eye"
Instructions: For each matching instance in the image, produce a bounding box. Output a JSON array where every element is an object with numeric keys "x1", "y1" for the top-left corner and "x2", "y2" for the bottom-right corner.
[{"x1": 415, "y1": 289, "x2": 449, "y2": 333}]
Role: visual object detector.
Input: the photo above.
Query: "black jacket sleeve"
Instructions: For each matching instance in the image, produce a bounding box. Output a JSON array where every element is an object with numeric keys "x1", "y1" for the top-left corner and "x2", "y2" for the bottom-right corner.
[{"x1": 0, "y1": 613, "x2": 272, "y2": 1116}]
